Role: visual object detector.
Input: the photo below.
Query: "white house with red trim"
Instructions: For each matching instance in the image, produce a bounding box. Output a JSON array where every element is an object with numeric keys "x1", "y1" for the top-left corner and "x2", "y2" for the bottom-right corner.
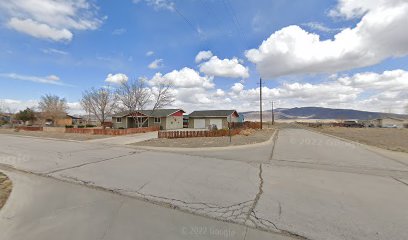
[{"x1": 112, "y1": 109, "x2": 185, "y2": 130}]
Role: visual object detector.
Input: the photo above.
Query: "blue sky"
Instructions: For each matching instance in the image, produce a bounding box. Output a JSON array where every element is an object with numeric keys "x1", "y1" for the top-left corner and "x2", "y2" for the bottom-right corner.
[{"x1": 0, "y1": 0, "x2": 408, "y2": 114}]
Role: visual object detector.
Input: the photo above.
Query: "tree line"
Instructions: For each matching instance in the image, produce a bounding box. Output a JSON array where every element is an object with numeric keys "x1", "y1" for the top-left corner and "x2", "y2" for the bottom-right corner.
[{"x1": 1, "y1": 79, "x2": 174, "y2": 128}]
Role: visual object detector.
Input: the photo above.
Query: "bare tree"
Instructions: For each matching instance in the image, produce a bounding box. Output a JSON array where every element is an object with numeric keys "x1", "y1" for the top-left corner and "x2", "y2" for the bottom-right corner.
[
  {"x1": 115, "y1": 79, "x2": 150, "y2": 127},
  {"x1": 81, "y1": 87, "x2": 116, "y2": 128},
  {"x1": 115, "y1": 79, "x2": 174, "y2": 128},
  {"x1": 38, "y1": 94, "x2": 68, "y2": 126},
  {"x1": 151, "y1": 81, "x2": 175, "y2": 110}
]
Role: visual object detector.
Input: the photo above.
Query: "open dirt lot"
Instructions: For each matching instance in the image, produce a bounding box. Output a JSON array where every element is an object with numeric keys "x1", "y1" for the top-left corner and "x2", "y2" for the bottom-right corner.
[
  {"x1": 0, "y1": 129, "x2": 110, "y2": 141},
  {"x1": 0, "y1": 172, "x2": 12, "y2": 210},
  {"x1": 313, "y1": 127, "x2": 408, "y2": 153},
  {"x1": 133, "y1": 129, "x2": 275, "y2": 148}
]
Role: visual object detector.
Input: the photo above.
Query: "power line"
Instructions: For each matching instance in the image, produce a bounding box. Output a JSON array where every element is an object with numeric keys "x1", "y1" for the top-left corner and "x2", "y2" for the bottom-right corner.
[
  {"x1": 226, "y1": 0, "x2": 246, "y2": 42},
  {"x1": 222, "y1": 0, "x2": 245, "y2": 44},
  {"x1": 173, "y1": 5, "x2": 196, "y2": 31}
]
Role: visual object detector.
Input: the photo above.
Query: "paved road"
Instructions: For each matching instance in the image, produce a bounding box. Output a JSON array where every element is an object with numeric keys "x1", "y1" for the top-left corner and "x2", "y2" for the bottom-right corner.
[{"x1": 0, "y1": 127, "x2": 408, "y2": 240}]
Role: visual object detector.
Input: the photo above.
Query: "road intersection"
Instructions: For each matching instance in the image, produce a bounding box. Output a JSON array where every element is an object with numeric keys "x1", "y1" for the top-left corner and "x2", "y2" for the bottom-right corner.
[{"x1": 0, "y1": 127, "x2": 407, "y2": 240}]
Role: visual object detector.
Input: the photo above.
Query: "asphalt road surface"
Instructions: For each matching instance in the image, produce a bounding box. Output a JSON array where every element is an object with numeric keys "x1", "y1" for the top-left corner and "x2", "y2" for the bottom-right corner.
[{"x1": 0, "y1": 127, "x2": 407, "y2": 240}]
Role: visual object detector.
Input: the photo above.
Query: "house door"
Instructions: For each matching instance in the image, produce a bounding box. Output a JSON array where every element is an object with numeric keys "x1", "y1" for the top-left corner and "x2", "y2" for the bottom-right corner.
[{"x1": 194, "y1": 119, "x2": 205, "y2": 129}]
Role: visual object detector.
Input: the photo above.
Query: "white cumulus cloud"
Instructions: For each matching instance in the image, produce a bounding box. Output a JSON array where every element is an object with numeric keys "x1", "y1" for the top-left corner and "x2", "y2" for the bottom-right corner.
[
  {"x1": 105, "y1": 73, "x2": 129, "y2": 84},
  {"x1": 246, "y1": 0, "x2": 408, "y2": 78},
  {"x1": 195, "y1": 50, "x2": 213, "y2": 63},
  {"x1": 8, "y1": 18, "x2": 73, "y2": 41},
  {"x1": 148, "y1": 59, "x2": 163, "y2": 69},
  {"x1": 199, "y1": 56, "x2": 249, "y2": 78},
  {"x1": 0, "y1": 0, "x2": 103, "y2": 42},
  {"x1": 149, "y1": 67, "x2": 214, "y2": 89}
]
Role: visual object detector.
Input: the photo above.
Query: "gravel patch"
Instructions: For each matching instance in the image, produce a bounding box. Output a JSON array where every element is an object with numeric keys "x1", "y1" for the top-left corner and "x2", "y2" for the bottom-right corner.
[
  {"x1": 313, "y1": 127, "x2": 408, "y2": 153},
  {"x1": 0, "y1": 172, "x2": 12, "y2": 210},
  {"x1": 133, "y1": 129, "x2": 275, "y2": 148}
]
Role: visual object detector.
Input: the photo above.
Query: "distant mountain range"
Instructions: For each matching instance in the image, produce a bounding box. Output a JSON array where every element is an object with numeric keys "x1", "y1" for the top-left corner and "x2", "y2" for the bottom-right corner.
[{"x1": 242, "y1": 107, "x2": 408, "y2": 121}]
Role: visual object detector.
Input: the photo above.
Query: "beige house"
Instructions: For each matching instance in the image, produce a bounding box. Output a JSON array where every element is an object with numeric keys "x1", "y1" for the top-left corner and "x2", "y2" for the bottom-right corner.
[
  {"x1": 112, "y1": 109, "x2": 185, "y2": 130},
  {"x1": 188, "y1": 110, "x2": 240, "y2": 129},
  {"x1": 371, "y1": 117, "x2": 407, "y2": 128}
]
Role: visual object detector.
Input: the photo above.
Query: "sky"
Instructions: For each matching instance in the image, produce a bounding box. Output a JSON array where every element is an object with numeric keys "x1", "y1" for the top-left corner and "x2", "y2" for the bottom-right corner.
[{"x1": 0, "y1": 0, "x2": 408, "y2": 114}]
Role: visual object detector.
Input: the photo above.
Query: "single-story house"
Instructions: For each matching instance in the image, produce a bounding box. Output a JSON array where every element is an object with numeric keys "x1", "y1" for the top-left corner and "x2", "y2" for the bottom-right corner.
[
  {"x1": 112, "y1": 109, "x2": 185, "y2": 130},
  {"x1": 188, "y1": 110, "x2": 240, "y2": 129},
  {"x1": 370, "y1": 117, "x2": 407, "y2": 128},
  {"x1": 32, "y1": 112, "x2": 83, "y2": 127}
]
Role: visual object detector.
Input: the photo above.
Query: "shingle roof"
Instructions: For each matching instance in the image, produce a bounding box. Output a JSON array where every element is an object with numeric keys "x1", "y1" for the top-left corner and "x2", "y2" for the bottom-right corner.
[
  {"x1": 112, "y1": 109, "x2": 184, "y2": 118},
  {"x1": 188, "y1": 110, "x2": 237, "y2": 117}
]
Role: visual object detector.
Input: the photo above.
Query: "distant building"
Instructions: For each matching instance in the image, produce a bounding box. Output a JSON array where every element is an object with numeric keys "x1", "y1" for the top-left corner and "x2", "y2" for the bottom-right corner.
[{"x1": 370, "y1": 117, "x2": 407, "y2": 128}]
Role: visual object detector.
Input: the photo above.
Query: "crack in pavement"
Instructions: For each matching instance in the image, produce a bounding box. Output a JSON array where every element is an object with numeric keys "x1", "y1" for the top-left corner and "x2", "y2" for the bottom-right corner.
[
  {"x1": 113, "y1": 186, "x2": 255, "y2": 223},
  {"x1": 245, "y1": 164, "x2": 263, "y2": 222},
  {"x1": 392, "y1": 177, "x2": 408, "y2": 187},
  {"x1": 249, "y1": 210, "x2": 310, "y2": 240},
  {"x1": 45, "y1": 151, "x2": 144, "y2": 175}
]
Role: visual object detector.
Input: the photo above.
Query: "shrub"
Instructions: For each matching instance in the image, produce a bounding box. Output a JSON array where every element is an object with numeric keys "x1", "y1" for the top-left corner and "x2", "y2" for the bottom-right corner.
[
  {"x1": 118, "y1": 127, "x2": 125, "y2": 129},
  {"x1": 86, "y1": 124, "x2": 96, "y2": 128},
  {"x1": 77, "y1": 125, "x2": 85, "y2": 128},
  {"x1": 65, "y1": 125, "x2": 74, "y2": 128}
]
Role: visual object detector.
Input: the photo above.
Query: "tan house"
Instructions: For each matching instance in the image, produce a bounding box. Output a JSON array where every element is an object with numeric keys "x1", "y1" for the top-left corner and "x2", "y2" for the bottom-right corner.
[
  {"x1": 371, "y1": 117, "x2": 407, "y2": 128},
  {"x1": 188, "y1": 110, "x2": 240, "y2": 129},
  {"x1": 112, "y1": 109, "x2": 185, "y2": 130},
  {"x1": 33, "y1": 113, "x2": 82, "y2": 127}
]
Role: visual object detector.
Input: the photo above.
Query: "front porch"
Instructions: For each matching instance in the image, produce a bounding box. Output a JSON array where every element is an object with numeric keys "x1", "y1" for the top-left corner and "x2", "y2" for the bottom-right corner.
[{"x1": 125, "y1": 116, "x2": 149, "y2": 128}]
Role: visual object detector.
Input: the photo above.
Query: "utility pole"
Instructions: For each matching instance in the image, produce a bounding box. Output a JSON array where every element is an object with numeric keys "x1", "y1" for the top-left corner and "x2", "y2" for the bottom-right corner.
[
  {"x1": 271, "y1": 101, "x2": 275, "y2": 125},
  {"x1": 259, "y1": 78, "x2": 263, "y2": 129}
]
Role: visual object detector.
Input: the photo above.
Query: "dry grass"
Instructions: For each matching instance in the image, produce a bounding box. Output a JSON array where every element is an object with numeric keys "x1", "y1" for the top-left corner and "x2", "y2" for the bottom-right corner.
[
  {"x1": 133, "y1": 129, "x2": 275, "y2": 148},
  {"x1": 314, "y1": 127, "x2": 408, "y2": 153},
  {"x1": 0, "y1": 129, "x2": 111, "y2": 141},
  {"x1": 0, "y1": 172, "x2": 12, "y2": 210}
]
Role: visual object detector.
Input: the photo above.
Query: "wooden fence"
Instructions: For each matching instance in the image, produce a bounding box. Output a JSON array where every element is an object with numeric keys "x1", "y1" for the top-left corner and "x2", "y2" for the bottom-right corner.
[
  {"x1": 65, "y1": 126, "x2": 160, "y2": 135},
  {"x1": 158, "y1": 129, "x2": 242, "y2": 139},
  {"x1": 16, "y1": 126, "x2": 43, "y2": 131},
  {"x1": 230, "y1": 121, "x2": 261, "y2": 129}
]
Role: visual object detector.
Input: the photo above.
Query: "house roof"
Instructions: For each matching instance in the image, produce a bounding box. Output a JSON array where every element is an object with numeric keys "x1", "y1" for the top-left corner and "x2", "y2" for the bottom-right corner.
[
  {"x1": 113, "y1": 109, "x2": 185, "y2": 118},
  {"x1": 189, "y1": 110, "x2": 238, "y2": 117},
  {"x1": 67, "y1": 114, "x2": 82, "y2": 120},
  {"x1": 375, "y1": 117, "x2": 406, "y2": 121}
]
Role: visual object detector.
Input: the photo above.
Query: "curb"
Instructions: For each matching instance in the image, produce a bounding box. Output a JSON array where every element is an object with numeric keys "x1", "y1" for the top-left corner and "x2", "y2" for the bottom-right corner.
[{"x1": 131, "y1": 130, "x2": 278, "y2": 152}]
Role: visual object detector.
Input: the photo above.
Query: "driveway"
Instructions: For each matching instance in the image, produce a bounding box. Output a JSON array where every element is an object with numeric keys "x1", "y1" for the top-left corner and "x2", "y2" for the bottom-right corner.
[
  {"x1": 85, "y1": 131, "x2": 158, "y2": 145},
  {"x1": 0, "y1": 126, "x2": 408, "y2": 240}
]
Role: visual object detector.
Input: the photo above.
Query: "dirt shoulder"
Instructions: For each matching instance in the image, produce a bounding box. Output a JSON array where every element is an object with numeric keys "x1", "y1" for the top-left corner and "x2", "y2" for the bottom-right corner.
[
  {"x1": 0, "y1": 172, "x2": 12, "y2": 210},
  {"x1": 311, "y1": 127, "x2": 408, "y2": 153},
  {"x1": 0, "y1": 129, "x2": 112, "y2": 141},
  {"x1": 132, "y1": 129, "x2": 275, "y2": 148}
]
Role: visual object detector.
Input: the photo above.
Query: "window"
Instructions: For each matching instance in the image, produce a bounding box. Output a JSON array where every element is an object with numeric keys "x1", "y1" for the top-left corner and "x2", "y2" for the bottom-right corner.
[
  {"x1": 154, "y1": 117, "x2": 161, "y2": 123},
  {"x1": 116, "y1": 118, "x2": 122, "y2": 123}
]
